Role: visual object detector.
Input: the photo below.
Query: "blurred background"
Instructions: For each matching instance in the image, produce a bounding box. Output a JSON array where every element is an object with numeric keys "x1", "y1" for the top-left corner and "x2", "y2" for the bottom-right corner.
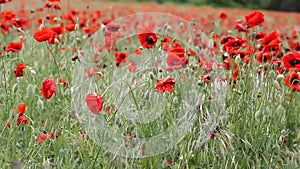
[{"x1": 107, "y1": 0, "x2": 300, "y2": 12}]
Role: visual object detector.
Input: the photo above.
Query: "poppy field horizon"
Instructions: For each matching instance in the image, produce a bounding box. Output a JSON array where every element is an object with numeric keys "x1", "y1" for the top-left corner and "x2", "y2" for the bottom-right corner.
[{"x1": 0, "y1": 0, "x2": 300, "y2": 168}]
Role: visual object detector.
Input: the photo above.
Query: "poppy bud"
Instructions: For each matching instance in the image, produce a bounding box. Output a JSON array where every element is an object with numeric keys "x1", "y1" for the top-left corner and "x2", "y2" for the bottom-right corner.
[
  {"x1": 276, "y1": 74, "x2": 284, "y2": 81},
  {"x1": 173, "y1": 97, "x2": 178, "y2": 104},
  {"x1": 273, "y1": 80, "x2": 281, "y2": 90},
  {"x1": 26, "y1": 84, "x2": 35, "y2": 97},
  {"x1": 144, "y1": 91, "x2": 150, "y2": 100},
  {"x1": 37, "y1": 99, "x2": 44, "y2": 109},
  {"x1": 254, "y1": 110, "x2": 261, "y2": 119},
  {"x1": 148, "y1": 72, "x2": 155, "y2": 80},
  {"x1": 166, "y1": 25, "x2": 171, "y2": 32},
  {"x1": 251, "y1": 32, "x2": 257, "y2": 38},
  {"x1": 197, "y1": 80, "x2": 204, "y2": 86},
  {"x1": 275, "y1": 105, "x2": 285, "y2": 114},
  {"x1": 115, "y1": 117, "x2": 122, "y2": 127},
  {"x1": 12, "y1": 83, "x2": 18, "y2": 94},
  {"x1": 76, "y1": 37, "x2": 82, "y2": 44},
  {"x1": 179, "y1": 22, "x2": 184, "y2": 28},
  {"x1": 235, "y1": 55, "x2": 241, "y2": 64},
  {"x1": 212, "y1": 62, "x2": 218, "y2": 71},
  {"x1": 208, "y1": 39, "x2": 214, "y2": 49}
]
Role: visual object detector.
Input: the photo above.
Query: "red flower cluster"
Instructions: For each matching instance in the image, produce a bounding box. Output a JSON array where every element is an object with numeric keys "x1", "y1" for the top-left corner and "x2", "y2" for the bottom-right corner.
[
  {"x1": 284, "y1": 72, "x2": 300, "y2": 92},
  {"x1": 155, "y1": 77, "x2": 176, "y2": 94},
  {"x1": 34, "y1": 27, "x2": 60, "y2": 44},
  {"x1": 282, "y1": 51, "x2": 300, "y2": 71},
  {"x1": 115, "y1": 51, "x2": 129, "y2": 67},
  {"x1": 40, "y1": 78, "x2": 56, "y2": 99},
  {"x1": 137, "y1": 26, "x2": 158, "y2": 49},
  {"x1": 245, "y1": 11, "x2": 264, "y2": 28},
  {"x1": 85, "y1": 94, "x2": 104, "y2": 114},
  {"x1": 6, "y1": 40, "x2": 23, "y2": 53},
  {"x1": 6, "y1": 103, "x2": 29, "y2": 128},
  {"x1": 14, "y1": 63, "x2": 27, "y2": 77},
  {"x1": 37, "y1": 131, "x2": 55, "y2": 144},
  {"x1": 44, "y1": 0, "x2": 61, "y2": 10}
]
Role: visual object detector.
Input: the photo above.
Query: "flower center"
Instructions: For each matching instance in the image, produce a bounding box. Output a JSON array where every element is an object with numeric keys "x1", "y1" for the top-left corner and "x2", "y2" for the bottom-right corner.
[{"x1": 145, "y1": 36, "x2": 155, "y2": 44}]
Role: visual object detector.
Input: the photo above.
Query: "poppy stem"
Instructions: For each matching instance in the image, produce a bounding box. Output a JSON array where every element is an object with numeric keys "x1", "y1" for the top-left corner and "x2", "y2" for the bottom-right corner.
[
  {"x1": 92, "y1": 147, "x2": 101, "y2": 169},
  {"x1": 46, "y1": 43, "x2": 60, "y2": 74},
  {"x1": 0, "y1": 57, "x2": 8, "y2": 98},
  {"x1": 110, "y1": 80, "x2": 148, "y2": 121},
  {"x1": 127, "y1": 82, "x2": 140, "y2": 112}
]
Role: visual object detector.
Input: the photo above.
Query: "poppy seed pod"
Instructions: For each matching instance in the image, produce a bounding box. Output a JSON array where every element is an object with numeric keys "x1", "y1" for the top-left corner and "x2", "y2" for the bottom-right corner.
[
  {"x1": 144, "y1": 91, "x2": 150, "y2": 100},
  {"x1": 26, "y1": 84, "x2": 35, "y2": 97},
  {"x1": 276, "y1": 74, "x2": 284, "y2": 81},
  {"x1": 148, "y1": 72, "x2": 155, "y2": 80},
  {"x1": 37, "y1": 99, "x2": 44, "y2": 109}
]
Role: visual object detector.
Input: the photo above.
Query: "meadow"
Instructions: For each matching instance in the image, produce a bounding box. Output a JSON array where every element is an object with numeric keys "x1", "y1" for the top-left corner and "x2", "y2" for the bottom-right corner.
[{"x1": 0, "y1": 0, "x2": 300, "y2": 168}]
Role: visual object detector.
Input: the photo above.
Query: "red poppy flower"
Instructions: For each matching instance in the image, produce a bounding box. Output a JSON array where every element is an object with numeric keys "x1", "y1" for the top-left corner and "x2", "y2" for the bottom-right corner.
[
  {"x1": 59, "y1": 77, "x2": 69, "y2": 88},
  {"x1": 169, "y1": 47, "x2": 185, "y2": 58},
  {"x1": 115, "y1": 51, "x2": 129, "y2": 67},
  {"x1": 188, "y1": 49, "x2": 196, "y2": 56},
  {"x1": 104, "y1": 31, "x2": 116, "y2": 52},
  {"x1": 222, "y1": 37, "x2": 247, "y2": 53},
  {"x1": 155, "y1": 77, "x2": 176, "y2": 94},
  {"x1": 37, "y1": 130, "x2": 55, "y2": 144},
  {"x1": 233, "y1": 68, "x2": 239, "y2": 82},
  {"x1": 220, "y1": 35, "x2": 235, "y2": 45},
  {"x1": 128, "y1": 61, "x2": 137, "y2": 72},
  {"x1": 18, "y1": 103, "x2": 26, "y2": 116},
  {"x1": 284, "y1": 72, "x2": 300, "y2": 91},
  {"x1": 166, "y1": 53, "x2": 188, "y2": 71},
  {"x1": 37, "y1": 133, "x2": 47, "y2": 144},
  {"x1": 219, "y1": 11, "x2": 227, "y2": 19},
  {"x1": 14, "y1": 63, "x2": 27, "y2": 77},
  {"x1": 85, "y1": 94, "x2": 103, "y2": 114},
  {"x1": 201, "y1": 74, "x2": 212, "y2": 83},
  {"x1": 47, "y1": 131, "x2": 55, "y2": 140},
  {"x1": 210, "y1": 131, "x2": 216, "y2": 139},
  {"x1": 6, "y1": 41, "x2": 23, "y2": 53},
  {"x1": 260, "y1": 31, "x2": 281, "y2": 52},
  {"x1": 1, "y1": 11, "x2": 15, "y2": 21},
  {"x1": 34, "y1": 27, "x2": 58, "y2": 44},
  {"x1": 40, "y1": 78, "x2": 56, "y2": 99},
  {"x1": 106, "y1": 23, "x2": 121, "y2": 32},
  {"x1": 133, "y1": 48, "x2": 143, "y2": 55},
  {"x1": 87, "y1": 68, "x2": 99, "y2": 77},
  {"x1": 16, "y1": 115, "x2": 28, "y2": 126},
  {"x1": 65, "y1": 24, "x2": 76, "y2": 31},
  {"x1": 6, "y1": 103, "x2": 28, "y2": 128},
  {"x1": 235, "y1": 23, "x2": 248, "y2": 32},
  {"x1": 51, "y1": 25, "x2": 64, "y2": 35},
  {"x1": 282, "y1": 51, "x2": 300, "y2": 71},
  {"x1": 53, "y1": 3, "x2": 61, "y2": 10},
  {"x1": 0, "y1": 0, "x2": 12, "y2": 4},
  {"x1": 11, "y1": 18, "x2": 29, "y2": 29},
  {"x1": 6, "y1": 119, "x2": 12, "y2": 128},
  {"x1": 137, "y1": 26, "x2": 158, "y2": 49},
  {"x1": 245, "y1": 11, "x2": 264, "y2": 28},
  {"x1": 0, "y1": 21, "x2": 10, "y2": 33},
  {"x1": 255, "y1": 32, "x2": 266, "y2": 40},
  {"x1": 256, "y1": 52, "x2": 272, "y2": 63}
]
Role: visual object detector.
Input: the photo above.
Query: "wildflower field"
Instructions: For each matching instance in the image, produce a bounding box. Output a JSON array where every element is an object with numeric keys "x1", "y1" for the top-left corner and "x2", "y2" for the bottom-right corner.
[{"x1": 0, "y1": 0, "x2": 300, "y2": 168}]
